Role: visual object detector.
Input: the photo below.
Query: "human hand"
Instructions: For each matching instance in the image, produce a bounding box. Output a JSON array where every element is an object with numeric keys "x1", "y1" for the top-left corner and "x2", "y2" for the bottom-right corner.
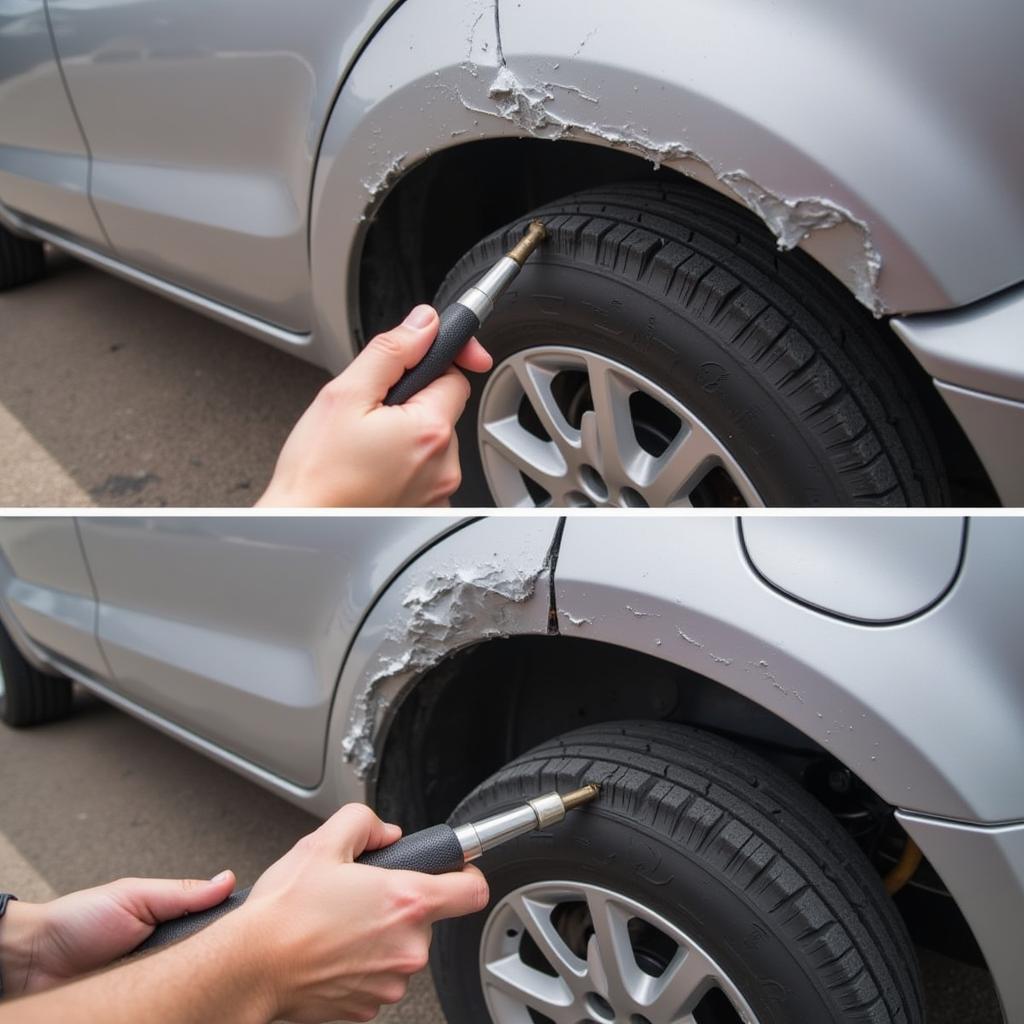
[
  {"x1": 0, "y1": 872, "x2": 236, "y2": 996},
  {"x1": 229, "y1": 803, "x2": 488, "y2": 1023},
  {"x1": 256, "y1": 305, "x2": 492, "y2": 507}
]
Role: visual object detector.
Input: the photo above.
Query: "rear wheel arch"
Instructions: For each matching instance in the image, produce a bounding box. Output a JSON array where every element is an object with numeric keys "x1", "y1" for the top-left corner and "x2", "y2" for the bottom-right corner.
[
  {"x1": 373, "y1": 634, "x2": 988, "y2": 974},
  {"x1": 355, "y1": 144, "x2": 989, "y2": 503}
]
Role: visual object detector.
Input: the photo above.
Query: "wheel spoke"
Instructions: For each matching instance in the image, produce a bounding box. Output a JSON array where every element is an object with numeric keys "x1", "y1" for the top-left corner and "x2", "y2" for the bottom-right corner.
[
  {"x1": 641, "y1": 426, "x2": 721, "y2": 505},
  {"x1": 583, "y1": 360, "x2": 644, "y2": 486},
  {"x1": 478, "y1": 346, "x2": 766, "y2": 506},
  {"x1": 645, "y1": 946, "x2": 718, "y2": 1016},
  {"x1": 482, "y1": 953, "x2": 576, "y2": 1022},
  {"x1": 508, "y1": 355, "x2": 582, "y2": 459},
  {"x1": 480, "y1": 416, "x2": 570, "y2": 498},
  {"x1": 584, "y1": 889, "x2": 646, "y2": 1007},
  {"x1": 506, "y1": 892, "x2": 587, "y2": 989}
]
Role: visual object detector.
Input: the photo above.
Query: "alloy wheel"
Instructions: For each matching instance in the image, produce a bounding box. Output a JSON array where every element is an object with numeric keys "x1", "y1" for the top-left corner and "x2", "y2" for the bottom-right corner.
[
  {"x1": 477, "y1": 348, "x2": 763, "y2": 508},
  {"x1": 480, "y1": 879, "x2": 761, "y2": 1023}
]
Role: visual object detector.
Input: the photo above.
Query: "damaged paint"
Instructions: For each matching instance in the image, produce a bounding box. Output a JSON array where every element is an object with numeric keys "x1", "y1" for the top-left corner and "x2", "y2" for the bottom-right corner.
[
  {"x1": 341, "y1": 559, "x2": 546, "y2": 777},
  {"x1": 720, "y1": 172, "x2": 882, "y2": 312},
  {"x1": 451, "y1": 2, "x2": 884, "y2": 314},
  {"x1": 361, "y1": 152, "x2": 407, "y2": 199},
  {"x1": 559, "y1": 609, "x2": 593, "y2": 627}
]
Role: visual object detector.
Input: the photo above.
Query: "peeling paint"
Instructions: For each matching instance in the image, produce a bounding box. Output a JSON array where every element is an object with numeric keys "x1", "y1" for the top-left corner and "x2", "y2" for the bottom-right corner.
[
  {"x1": 451, "y1": 3, "x2": 884, "y2": 314},
  {"x1": 678, "y1": 629, "x2": 704, "y2": 648},
  {"x1": 559, "y1": 609, "x2": 593, "y2": 627},
  {"x1": 626, "y1": 605, "x2": 658, "y2": 617},
  {"x1": 720, "y1": 172, "x2": 882, "y2": 313},
  {"x1": 361, "y1": 153, "x2": 407, "y2": 200},
  {"x1": 341, "y1": 559, "x2": 545, "y2": 777}
]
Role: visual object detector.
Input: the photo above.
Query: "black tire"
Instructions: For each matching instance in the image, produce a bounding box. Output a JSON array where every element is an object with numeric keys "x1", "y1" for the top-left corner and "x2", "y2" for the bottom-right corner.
[
  {"x1": 440, "y1": 181, "x2": 947, "y2": 507},
  {"x1": 432, "y1": 721, "x2": 923, "y2": 1024},
  {"x1": 0, "y1": 224, "x2": 45, "y2": 291},
  {"x1": 0, "y1": 622, "x2": 72, "y2": 727}
]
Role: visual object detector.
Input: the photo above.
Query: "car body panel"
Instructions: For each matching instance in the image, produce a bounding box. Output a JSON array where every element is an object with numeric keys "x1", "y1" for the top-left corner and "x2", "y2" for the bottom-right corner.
[
  {"x1": 42, "y1": 0, "x2": 402, "y2": 331},
  {"x1": 0, "y1": 517, "x2": 107, "y2": 677},
  {"x1": 0, "y1": 0, "x2": 106, "y2": 246},
  {"x1": 899, "y1": 812, "x2": 1024, "y2": 1023},
  {"x1": 891, "y1": 281, "x2": 1024, "y2": 505},
  {"x1": 74, "y1": 516, "x2": 461, "y2": 786},
  {"x1": 740, "y1": 516, "x2": 965, "y2": 623},
  {"x1": 554, "y1": 516, "x2": 1024, "y2": 824}
]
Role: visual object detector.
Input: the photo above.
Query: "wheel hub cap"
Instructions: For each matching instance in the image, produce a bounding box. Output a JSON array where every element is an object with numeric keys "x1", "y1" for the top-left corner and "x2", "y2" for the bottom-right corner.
[
  {"x1": 480, "y1": 879, "x2": 761, "y2": 1024},
  {"x1": 477, "y1": 347, "x2": 763, "y2": 507}
]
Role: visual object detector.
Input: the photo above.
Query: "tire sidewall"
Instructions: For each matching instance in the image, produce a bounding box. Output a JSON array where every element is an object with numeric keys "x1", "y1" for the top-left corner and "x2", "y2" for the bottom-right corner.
[
  {"x1": 433, "y1": 802, "x2": 836, "y2": 1024},
  {"x1": 449, "y1": 259, "x2": 847, "y2": 508}
]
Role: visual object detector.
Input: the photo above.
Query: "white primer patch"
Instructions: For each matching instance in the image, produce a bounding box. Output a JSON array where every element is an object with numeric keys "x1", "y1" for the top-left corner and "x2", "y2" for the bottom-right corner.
[
  {"x1": 341, "y1": 560, "x2": 546, "y2": 778},
  {"x1": 451, "y1": 3, "x2": 885, "y2": 314}
]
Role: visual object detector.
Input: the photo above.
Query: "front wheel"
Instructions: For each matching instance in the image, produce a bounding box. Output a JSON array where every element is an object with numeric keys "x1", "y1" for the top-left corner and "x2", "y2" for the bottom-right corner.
[
  {"x1": 432, "y1": 721, "x2": 923, "y2": 1024},
  {"x1": 441, "y1": 181, "x2": 947, "y2": 507}
]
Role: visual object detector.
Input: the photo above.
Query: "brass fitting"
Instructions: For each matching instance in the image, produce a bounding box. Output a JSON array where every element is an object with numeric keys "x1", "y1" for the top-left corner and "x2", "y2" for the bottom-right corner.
[{"x1": 506, "y1": 219, "x2": 548, "y2": 265}]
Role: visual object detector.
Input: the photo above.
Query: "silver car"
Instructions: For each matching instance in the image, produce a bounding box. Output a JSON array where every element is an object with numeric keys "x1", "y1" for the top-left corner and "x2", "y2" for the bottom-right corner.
[
  {"x1": 1, "y1": 515, "x2": 1020, "y2": 1023},
  {"x1": 2, "y1": 2, "x2": 1022, "y2": 508}
]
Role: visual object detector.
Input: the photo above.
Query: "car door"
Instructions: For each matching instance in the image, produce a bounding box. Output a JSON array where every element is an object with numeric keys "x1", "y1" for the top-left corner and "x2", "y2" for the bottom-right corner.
[
  {"x1": 0, "y1": 518, "x2": 108, "y2": 677},
  {"x1": 0, "y1": 1, "x2": 108, "y2": 247},
  {"x1": 75, "y1": 516, "x2": 463, "y2": 789},
  {"x1": 44, "y1": 0, "x2": 401, "y2": 331}
]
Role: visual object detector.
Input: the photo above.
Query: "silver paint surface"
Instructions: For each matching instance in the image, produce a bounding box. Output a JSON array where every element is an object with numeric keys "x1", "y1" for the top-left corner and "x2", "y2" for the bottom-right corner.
[
  {"x1": 40, "y1": 0, "x2": 402, "y2": 330},
  {"x1": 932, "y1": 384, "x2": 1024, "y2": 507},
  {"x1": 0, "y1": 0, "x2": 105, "y2": 245},
  {"x1": 554, "y1": 516, "x2": 1024, "y2": 824},
  {"x1": 741, "y1": 517, "x2": 965, "y2": 623},
  {"x1": 72, "y1": 516, "x2": 461, "y2": 787},
  {"x1": 898, "y1": 813, "x2": 1024, "y2": 1023},
  {"x1": 0, "y1": 517, "x2": 108, "y2": 677},
  {"x1": 892, "y1": 280, "x2": 1024, "y2": 404}
]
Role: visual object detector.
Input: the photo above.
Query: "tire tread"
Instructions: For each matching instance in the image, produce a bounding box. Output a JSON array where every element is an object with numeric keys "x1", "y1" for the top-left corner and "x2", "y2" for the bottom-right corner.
[
  {"x1": 451, "y1": 720, "x2": 923, "y2": 1024},
  {"x1": 439, "y1": 180, "x2": 947, "y2": 506}
]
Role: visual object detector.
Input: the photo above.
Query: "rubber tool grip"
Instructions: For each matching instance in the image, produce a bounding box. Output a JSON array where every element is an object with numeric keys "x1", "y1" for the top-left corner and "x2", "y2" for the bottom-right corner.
[
  {"x1": 132, "y1": 826, "x2": 466, "y2": 954},
  {"x1": 384, "y1": 303, "x2": 480, "y2": 406},
  {"x1": 133, "y1": 887, "x2": 252, "y2": 953},
  {"x1": 356, "y1": 824, "x2": 465, "y2": 874}
]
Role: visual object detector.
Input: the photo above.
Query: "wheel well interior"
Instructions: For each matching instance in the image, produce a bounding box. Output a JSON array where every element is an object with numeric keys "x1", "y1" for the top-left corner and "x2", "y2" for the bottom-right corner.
[
  {"x1": 358, "y1": 139, "x2": 994, "y2": 503},
  {"x1": 375, "y1": 633, "x2": 985, "y2": 966}
]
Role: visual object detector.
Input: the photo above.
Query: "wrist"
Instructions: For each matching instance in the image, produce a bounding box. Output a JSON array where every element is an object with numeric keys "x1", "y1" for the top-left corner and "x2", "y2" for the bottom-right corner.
[
  {"x1": 196, "y1": 906, "x2": 282, "y2": 1023},
  {"x1": 0, "y1": 901, "x2": 44, "y2": 997}
]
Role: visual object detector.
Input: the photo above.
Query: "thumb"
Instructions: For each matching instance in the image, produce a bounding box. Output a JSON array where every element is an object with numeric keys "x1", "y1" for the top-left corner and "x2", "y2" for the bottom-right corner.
[
  {"x1": 113, "y1": 871, "x2": 237, "y2": 926},
  {"x1": 339, "y1": 305, "x2": 439, "y2": 407}
]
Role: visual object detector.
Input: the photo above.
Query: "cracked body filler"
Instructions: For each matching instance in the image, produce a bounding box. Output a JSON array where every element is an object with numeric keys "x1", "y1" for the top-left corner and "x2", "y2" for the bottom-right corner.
[
  {"x1": 446, "y1": 0, "x2": 884, "y2": 313},
  {"x1": 340, "y1": 560, "x2": 547, "y2": 778}
]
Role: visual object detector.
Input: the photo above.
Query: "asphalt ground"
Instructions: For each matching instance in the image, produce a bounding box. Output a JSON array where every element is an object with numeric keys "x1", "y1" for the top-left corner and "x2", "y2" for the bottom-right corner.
[
  {"x1": 0, "y1": 251, "x2": 330, "y2": 507},
  {"x1": 0, "y1": 689, "x2": 1004, "y2": 1023}
]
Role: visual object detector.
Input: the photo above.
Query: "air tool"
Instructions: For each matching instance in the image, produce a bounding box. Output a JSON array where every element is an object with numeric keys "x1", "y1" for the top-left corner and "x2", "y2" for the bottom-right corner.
[
  {"x1": 133, "y1": 784, "x2": 598, "y2": 954},
  {"x1": 383, "y1": 219, "x2": 548, "y2": 406}
]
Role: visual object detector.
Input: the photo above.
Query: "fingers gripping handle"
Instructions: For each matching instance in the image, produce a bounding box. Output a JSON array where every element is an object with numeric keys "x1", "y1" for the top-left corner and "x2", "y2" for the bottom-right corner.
[
  {"x1": 384, "y1": 303, "x2": 480, "y2": 406},
  {"x1": 356, "y1": 824, "x2": 465, "y2": 873},
  {"x1": 132, "y1": 826, "x2": 466, "y2": 954}
]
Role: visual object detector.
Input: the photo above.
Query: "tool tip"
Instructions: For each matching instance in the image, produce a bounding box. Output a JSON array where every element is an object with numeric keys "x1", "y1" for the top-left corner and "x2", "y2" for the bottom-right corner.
[
  {"x1": 507, "y1": 219, "x2": 548, "y2": 265},
  {"x1": 561, "y1": 784, "x2": 601, "y2": 810}
]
